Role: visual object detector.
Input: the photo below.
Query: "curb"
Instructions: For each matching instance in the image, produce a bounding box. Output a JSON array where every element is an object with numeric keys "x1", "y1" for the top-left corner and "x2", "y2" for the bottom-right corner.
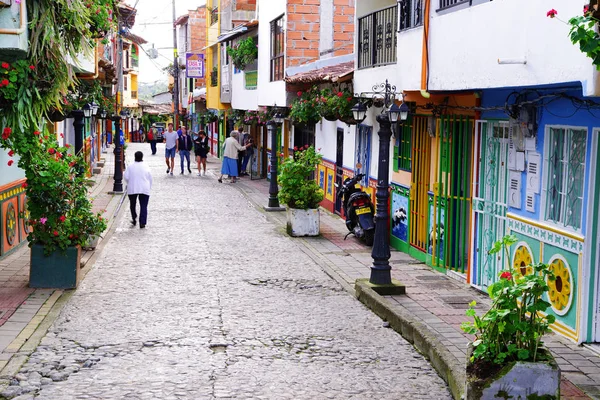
[
  {"x1": 355, "y1": 279, "x2": 465, "y2": 400},
  {"x1": 0, "y1": 189, "x2": 127, "y2": 386}
]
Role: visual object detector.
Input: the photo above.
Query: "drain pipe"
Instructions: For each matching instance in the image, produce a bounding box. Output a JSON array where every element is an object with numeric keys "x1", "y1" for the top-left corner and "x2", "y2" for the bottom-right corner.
[{"x1": 420, "y1": 0, "x2": 431, "y2": 98}]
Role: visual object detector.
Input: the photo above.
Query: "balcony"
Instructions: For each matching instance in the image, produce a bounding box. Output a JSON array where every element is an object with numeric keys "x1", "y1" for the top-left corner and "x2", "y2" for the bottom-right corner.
[
  {"x1": 358, "y1": 5, "x2": 397, "y2": 69},
  {"x1": 210, "y1": 7, "x2": 218, "y2": 26},
  {"x1": 399, "y1": 0, "x2": 423, "y2": 31},
  {"x1": 438, "y1": 0, "x2": 469, "y2": 11}
]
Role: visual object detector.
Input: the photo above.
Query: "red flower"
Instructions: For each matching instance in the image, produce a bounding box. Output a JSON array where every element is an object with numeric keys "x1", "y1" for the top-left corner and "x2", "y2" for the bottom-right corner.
[
  {"x1": 53, "y1": 230, "x2": 59, "y2": 236},
  {"x1": 33, "y1": 131, "x2": 40, "y2": 136},
  {"x1": 1, "y1": 62, "x2": 8, "y2": 69},
  {"x1": 293, "y1": 146, "x2": 298, "y2": 151},
  {"x1": 65, "y1": 144, "x2": 71, "y2": 148},
  {"x1": 69, "y1": 161, "x2": 76, "y2": 167},
  {"x1": 304, "y1": 144, "x2": 309, "y2": 149},
  {"x1": 69, "y1": 234, "x2": 74, "y2": 239},
  {"x1": 2, "y1": 127, "x2": 11, "y2": 140},
  {"x1": 7, "y1": 160, "x2": 13, "y2": 166},
  {"x1": 279, "y1": 152, "x2": 284, "y2": 157},
  {"x1": 546, "y1": 9, "x2": 557, "y2": 18},
  {"x1": 584, "y1": 5, "x2": 590, "y2": 14},
  {"x1": 337, "y1": 92, "x2": 343, "y2": 97},
  {"x1": 57, "y1": 152, "x2": 63, "y2": 159},
  {"x1": 29, "y1": 65, "x2": 35, "y2": 70},
  {"x1": 347, "y1": 97, "x2": 352, "y2": 102},
  {"x1": 500, "y1": 271, "x2": 513, "y2": 280},
  {"x1": 297, "y1": 91, "x2": 302, "y2": 97},
  {"x1": 59, "y1": 215, "x2": 66, "y2": 222},
  {"x1": 1, "y1": 79, "x2": 8, "y2": 86},
  {"x1": 21, "y1": 182, "x2": 27, "y2": 188},
  {"x1": 8, "y1": 150, "x2": 13, "y2": 157},
  {"x1": 60, "y1": 133, "x2": 64, "y2": 138},
  {"x1": 48, "y1": 148, "x2": 56, "y2": 155}
]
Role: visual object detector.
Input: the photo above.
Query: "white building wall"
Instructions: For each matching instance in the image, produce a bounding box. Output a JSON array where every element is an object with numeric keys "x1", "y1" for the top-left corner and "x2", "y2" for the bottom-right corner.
[
  {"x1": 257, "y1": 0, "x2": 286, "y2": 107},
  {"x1": 428, "y1": 0, "x2": 595, "y2": 94},
  {"x1": 231, "y1": 71, "x2": 259, "y2": 110}
]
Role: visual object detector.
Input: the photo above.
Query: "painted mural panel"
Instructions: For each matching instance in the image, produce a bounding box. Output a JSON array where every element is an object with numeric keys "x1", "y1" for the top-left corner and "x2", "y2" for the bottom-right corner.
[
  {"x1": 391, "y1": 189, "x2": 408, "y2": 243},
  {"x1": 428, "y1": 195, "x2": 446, "y2": 266},
  {"x1": 326, "y1": 169, "x2": 335, "y2": 203}
]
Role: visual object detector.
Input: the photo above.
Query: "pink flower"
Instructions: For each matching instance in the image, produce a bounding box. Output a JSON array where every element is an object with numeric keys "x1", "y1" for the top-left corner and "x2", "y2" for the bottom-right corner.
[
  {"x1": 40, "y1": 217, "x2": 47, "y2": 225},
  {"x1": 546, "y1": 9, "x2": 557, "y2": 18},
  {"x1": 500, "y1": 271, "x2": 513, "y2": 280},
  {"x1": 293, "y1": 146, "x2": 298, "y2": 151},
  {"x1": 584, "y1": 5, "x2": 590, "y2": 14},
  {"x1": 60, "y1": 133, "x2": 64, "y2": 138}
]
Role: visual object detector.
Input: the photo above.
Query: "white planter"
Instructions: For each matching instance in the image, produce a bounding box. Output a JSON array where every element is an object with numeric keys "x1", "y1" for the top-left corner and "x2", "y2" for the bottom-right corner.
[{"x1": 286, "y1": 208, "x2": 320, "y2": 237}]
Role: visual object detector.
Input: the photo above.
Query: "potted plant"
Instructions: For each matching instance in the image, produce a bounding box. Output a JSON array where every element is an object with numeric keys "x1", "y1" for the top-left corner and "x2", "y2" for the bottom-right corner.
[
  {"x1": 278, "y1": 145, "x2": 324, "y2": 237},
  {"x1": 243, "y1": 109, "x2": 267, "y2": 126},
  {"x1": 290, "y1": 89, "x2": 321, "y2": 126},
  {"x1": 226, "y1": 37, "x2": 258, "y2": 70},
  {"x1": 315, "y1": 87, "x2": 355, "y2": 122},
  {"x1": 0, "y1": 0, "x2": 112, "y2": 289},
  {"x1": 461, "y1": 235, "x2": 560, "y2": 400}
]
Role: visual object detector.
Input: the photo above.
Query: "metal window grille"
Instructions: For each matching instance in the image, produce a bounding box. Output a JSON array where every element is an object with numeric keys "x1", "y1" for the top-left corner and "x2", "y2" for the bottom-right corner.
[
  {"x1": 396, "y1": 116, "x2": 413, "y2": 171},
  {"x1": 210, "y1": 70, "x2": 218, "y2": 87},
  {"x1": 438, "y1": 0, "x2": 470, "y2": 10},
  {"x1": 270, "y1": 16, "x2": 284, "y2": 81},
  {"x1": 544, "y1": 127, "x2": 587, "y2": 231},
  {"x1": 210, "y1": 7, "x2": 219, "y2": 25},
  {"x1": 398, "y1": 0, "x2": 423, "y2": 31},
  {"x1": 356, "y1": 124, "x2": 372, "y2": 187},
  {"x1": 358, "y1": 5, "x2": 397, "y2": 69}
]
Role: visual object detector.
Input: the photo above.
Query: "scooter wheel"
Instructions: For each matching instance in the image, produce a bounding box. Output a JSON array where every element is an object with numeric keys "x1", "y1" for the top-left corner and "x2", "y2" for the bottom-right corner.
[{"x1": 364, "y1": 230, "x2": 374, "y2": 246}]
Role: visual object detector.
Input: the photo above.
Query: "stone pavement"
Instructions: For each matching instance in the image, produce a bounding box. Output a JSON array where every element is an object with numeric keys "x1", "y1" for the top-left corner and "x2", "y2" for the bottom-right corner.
[
  {"x1": 0, "y1": 149, "x2": 125, "y2": 378},
  {"x1": 0, "y1": 142, "x2": 451, "y2": 399},
  {"x1": 226, "y1": 163, "x2": 600, "y2": 400},
  {"x1": 0, "y1": 144, "x2": 597, "y2": 399}
]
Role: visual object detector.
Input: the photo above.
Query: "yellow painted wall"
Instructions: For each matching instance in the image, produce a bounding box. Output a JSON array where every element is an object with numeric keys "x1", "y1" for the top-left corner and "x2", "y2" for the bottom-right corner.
[{"x1": 206, "y1": 0, "x2": 222, "y2": 110}]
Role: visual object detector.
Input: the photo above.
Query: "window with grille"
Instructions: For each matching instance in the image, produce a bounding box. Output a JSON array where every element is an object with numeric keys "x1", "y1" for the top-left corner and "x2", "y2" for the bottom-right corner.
[
  {"x1": 270, "y1": 15, "x2": 284, "y2": 82},
  {"x1": 394, "y1": 117, "x2": 412, "y2": 171},
  {"x1": 356, "y1": 124, "x2": 372, "y2": 187},
  {"x1": 398, "y1": 0, "x2": 423, "y2": 31},
  {"x1": 543, "y1": 127, "x2": 587, "y2": 231}
]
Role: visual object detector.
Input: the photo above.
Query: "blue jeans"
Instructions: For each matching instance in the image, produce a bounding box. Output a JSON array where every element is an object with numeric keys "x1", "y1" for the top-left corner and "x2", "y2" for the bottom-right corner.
[
  {"x1": 179, "y1": 150, "x2": 191, "y2": 172},
  {"x1": 241, "y1": 152, "x2": 252, "y2": 173},
  {"x1": 165, "y1": 146, "x2": 176, "y2": 159}
]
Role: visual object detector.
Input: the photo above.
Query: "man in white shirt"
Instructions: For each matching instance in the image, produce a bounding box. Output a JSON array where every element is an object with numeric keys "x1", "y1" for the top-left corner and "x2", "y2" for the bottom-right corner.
[
  {"x1": 124, "y1": 151, "x2": 153, "y2": 229},
  {"x1": 163, "y1": 123, "x2": 178, "y2": 175}
]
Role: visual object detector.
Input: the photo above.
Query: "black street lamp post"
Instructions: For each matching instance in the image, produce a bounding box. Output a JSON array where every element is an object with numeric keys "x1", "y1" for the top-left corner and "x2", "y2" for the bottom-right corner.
[
  {"x1": 352, "y1": 80, "x2": 409, "y2": 293},
  {"x1": 72, "y1": 110, "x2": 85, "y2": 155},
  {"x1": 111, "y1": 114, "x2": 124, "y2": 193},
  {"x1": 264, "y1": 112, "x2": 285, "y2": 212}
]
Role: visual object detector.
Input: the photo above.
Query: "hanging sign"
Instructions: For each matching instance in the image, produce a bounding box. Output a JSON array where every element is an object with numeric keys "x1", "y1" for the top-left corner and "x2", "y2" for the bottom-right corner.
[{"x1": 186, "y1": 53, "x2": 204, "y2": 78}]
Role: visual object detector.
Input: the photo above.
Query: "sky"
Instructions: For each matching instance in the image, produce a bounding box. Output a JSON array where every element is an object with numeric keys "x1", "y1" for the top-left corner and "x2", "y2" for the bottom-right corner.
[{"x1": 129, "y1": 0, "x2": 207, "y2": 84}]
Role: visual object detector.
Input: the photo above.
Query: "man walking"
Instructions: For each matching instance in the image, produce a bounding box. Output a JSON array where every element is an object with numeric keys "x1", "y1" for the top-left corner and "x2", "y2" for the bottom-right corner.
[
  {"x1": 164, "y1": 123, "x2": 178, "y2": 175},
  {"x1": 124, "y1": 151, "x2": 153, "y2": 229},
  {"x1": 237, "y1": 126, "x2": 247, "y2": 175},
  {"x1": 148, "y1": 124, "x2": 157, "y2": 155},
  {"x1": 177, "y1": 126, "x2": 193, "y2": 174}
]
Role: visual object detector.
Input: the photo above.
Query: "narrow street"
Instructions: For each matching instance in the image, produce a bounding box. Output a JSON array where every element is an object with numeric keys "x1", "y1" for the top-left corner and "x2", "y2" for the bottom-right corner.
[{"x1": 10, "y1": 143, "x2": 451, "y2": 399}]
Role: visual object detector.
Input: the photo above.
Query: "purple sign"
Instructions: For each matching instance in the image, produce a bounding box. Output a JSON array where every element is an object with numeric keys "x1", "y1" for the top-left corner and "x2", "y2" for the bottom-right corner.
[{"x1": 186, "y1": 53, "x2": 204, "y2": 78}]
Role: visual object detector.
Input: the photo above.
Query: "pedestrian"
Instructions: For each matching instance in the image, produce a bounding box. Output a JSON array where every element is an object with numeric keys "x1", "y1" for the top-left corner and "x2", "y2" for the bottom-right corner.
[
  {"x1": 237, "y1": 126, "x2": 247, "y2": 174},
  {"x1": 218, "y1": 131, "x2": 250, "y2": 183},
  {"x1": 148, "y1": 124, "x2": 157, "y2": 155},
  {"x1": 138, "y1": 126, "x2": 144, "y2": 143},
  {"x1": 177, "y1": 126, "x2": 193, "y2": 174},
  {"x1": 194, "y1": 130, "x2": 209, "y2": 176},
  {"x1": 240, "y1": 135, "x2": 254, "y2": 176},
  {"x1": 124, "y1": 151, "x2": 153, "y2": 229},
  {"x1": 164, "y1": 122, "x2": 178, "y2": 175}
]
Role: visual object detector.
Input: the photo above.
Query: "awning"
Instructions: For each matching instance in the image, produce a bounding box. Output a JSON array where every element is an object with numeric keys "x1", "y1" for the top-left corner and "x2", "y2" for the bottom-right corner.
[
  {"x1": 216, "y1": 20, "x2": 258, "y2": 44},
  {"x1": 285, "y1": 61, "x2": 354, "y2": 85}
]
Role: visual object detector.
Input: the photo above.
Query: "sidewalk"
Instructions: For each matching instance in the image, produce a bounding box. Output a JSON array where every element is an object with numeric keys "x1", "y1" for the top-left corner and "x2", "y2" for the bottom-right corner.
[
  {"x1": 0, "y1": 151, "x2": 125, "y2": 378},
  {"x1": 222, "y1": 165, "x2": 600, "y2": 400}
]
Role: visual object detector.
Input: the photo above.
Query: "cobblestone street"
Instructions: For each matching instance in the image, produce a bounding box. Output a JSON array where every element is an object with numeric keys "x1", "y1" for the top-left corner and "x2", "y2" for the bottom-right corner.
[{"x1": 5, "y1": 143, "x2": 451, "y2": 399}]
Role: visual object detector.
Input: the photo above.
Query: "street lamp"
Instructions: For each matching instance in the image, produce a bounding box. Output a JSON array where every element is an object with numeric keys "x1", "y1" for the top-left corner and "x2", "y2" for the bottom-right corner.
[
  {"x1": 111, "y1": 113, "x2": 125, "y2": 193},
  {"x1": 357, "y1": 80, "x2": 408, "y2": 293},
  {"x1": 264, "y1": 110, "x2": 286, "y2": 212},
  {"x1": 82, "y1": 103, "x2": 93, "y2": 119},
  {"x1": 99, "y1": 109, "x2": 108, "y2": 119},
  {"x1": 351, "y1": 102, "x2": 368, "y2": 123},
  {"x1": 90, "y1": 101, "x2": 99, "y2": 116}
]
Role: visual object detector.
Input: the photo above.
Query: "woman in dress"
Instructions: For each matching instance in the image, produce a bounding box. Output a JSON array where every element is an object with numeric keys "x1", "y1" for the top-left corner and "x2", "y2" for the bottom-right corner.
[
  {"x1": 218, "y1": 131, "x2": 250, "y2": 183},
  {"x1": 194, "y1": 130, "x2": 209, "y2": 176}
]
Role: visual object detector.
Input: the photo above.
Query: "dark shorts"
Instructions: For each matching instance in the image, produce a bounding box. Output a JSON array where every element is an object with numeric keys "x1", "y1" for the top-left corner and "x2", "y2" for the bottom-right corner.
[{"x1": 195, "y1": 150, "x2": 208, "y2": 158}]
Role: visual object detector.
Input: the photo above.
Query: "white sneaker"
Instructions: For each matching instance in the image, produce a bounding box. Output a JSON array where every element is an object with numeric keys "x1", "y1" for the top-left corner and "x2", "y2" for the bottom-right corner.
[
  {"x1": 197, "y1": 172, "x2": 201, "y2": 176},
  {"x1": 202, "y1": 171, "x2": 206, "y2": 176}
]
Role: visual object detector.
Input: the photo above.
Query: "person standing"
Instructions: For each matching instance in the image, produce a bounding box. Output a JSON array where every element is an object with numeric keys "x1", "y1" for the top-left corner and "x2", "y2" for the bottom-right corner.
[
  {"x1": 194, "y1": 130, "x2": 209, "y2": 176},
  {"x1": 218, "y1": 131, "x2": 250, "y2": 184},
  {"x1": 148, "y1": 124, "x2": 157, "y2": 155},
  {"x1": 237, "y1": 126, "x2": 247, "y2": 175},
  {"x1": 124, "y1": 151, "x2": 153, "y2": 229},
  {"x1": 240, "y1": 135, "x2": 253, "y2": 176},
  {"x1": 164, "y1": 123, "x2": 178, "y2": 175},
  {"x1": 177, "y1": 126, "x2": 193, "y2": 174}
]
